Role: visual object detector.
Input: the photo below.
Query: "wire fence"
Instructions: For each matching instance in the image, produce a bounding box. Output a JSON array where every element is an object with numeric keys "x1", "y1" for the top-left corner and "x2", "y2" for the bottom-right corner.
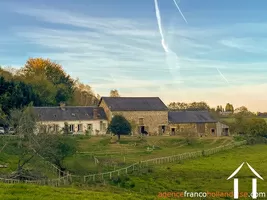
[{"x1": 0, "y1": 140, "x2": 247, "y2": 186}]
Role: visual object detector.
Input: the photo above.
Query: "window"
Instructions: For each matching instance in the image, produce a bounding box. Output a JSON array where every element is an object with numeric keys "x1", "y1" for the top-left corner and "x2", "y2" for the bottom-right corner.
[
  {"x1": 69, "y1": 124, "x2": 74, "y2": 132},
  {"x1": 87, "y1": 124, "x2": 93, "y2": 130},
  {"x1": 100, "y1": 121, "x2": 106, "y2": 131},
  {"x1": 138, "y1": 118, "x2": 144, "y2": 125},
  {"x1": 211, "y1": 128, "x2": 215, "y2": 135},
  {"x1": 78, "y1": 124, "x2": 83, "y2": 132},
  {"x1": 55, "y1": 125, "x2": 59, "y2": 133}
]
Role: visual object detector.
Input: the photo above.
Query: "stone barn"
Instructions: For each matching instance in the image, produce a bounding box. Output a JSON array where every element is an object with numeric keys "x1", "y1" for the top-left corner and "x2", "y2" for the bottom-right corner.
[
  {"x1": 168, "y1": 110, "x2": 219, "y2": 137},
  {"x1": 98, "y1": 97, "x2": 169, "y2": 135}
]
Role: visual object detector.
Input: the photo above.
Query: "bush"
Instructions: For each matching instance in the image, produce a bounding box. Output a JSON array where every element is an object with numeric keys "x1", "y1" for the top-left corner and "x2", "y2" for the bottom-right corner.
[
  {"x1": 245, "y1": 135, "x2": 267, "y2": 145},
  {"x1": 110, "y1": 175, "x2": 135, "y2": 189}
]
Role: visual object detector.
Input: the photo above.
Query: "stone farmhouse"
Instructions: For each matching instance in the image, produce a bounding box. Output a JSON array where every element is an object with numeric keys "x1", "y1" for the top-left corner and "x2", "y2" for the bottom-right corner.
[
  {"x1": 33, "y1": 103, "x2": 108, "y2": 135},
  {"x1": 33, "y1": 97, "x2": 229, "y2": 137},
  {"x1": 98, "y1": 97, "x2": 169, "y2": 135}
]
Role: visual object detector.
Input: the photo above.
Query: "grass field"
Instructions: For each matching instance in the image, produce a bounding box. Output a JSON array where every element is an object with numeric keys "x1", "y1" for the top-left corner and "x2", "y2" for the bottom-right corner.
[
  {"x1": 0, "y1": 143, "x2": 267, "y2": 199},
  {"x1": 0, "y1": 135, "x2": 234, "y2": 177},
  {"x1": 64, "y1": 136, "x2": 235, "y2": 175}
]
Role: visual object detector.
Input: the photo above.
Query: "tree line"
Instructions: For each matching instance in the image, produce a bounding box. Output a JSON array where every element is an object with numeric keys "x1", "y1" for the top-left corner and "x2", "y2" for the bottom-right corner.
[
  {"x1": 0, "y1": 58, "x2": 122, "y2": 126},
  {"x1": 168, "y1": 101, "x2": 235, "y2": 112}
]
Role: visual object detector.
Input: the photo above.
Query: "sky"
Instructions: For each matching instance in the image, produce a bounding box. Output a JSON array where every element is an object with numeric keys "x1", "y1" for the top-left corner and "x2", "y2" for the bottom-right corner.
[{"x1": 1, "y1": 0, "x2": 267, "y2": 112}]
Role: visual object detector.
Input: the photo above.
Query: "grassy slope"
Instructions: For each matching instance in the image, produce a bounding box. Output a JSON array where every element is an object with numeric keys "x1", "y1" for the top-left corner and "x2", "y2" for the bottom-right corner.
[
  {"x1": 0, "y1": 144, "x2": 267, "y2": 199},
  {"x1": 64, "y1": 136, "x2": 234, "y2": 175},
  {"x1": 127, "y1": 144, "x2": 267, "y2": 199}
]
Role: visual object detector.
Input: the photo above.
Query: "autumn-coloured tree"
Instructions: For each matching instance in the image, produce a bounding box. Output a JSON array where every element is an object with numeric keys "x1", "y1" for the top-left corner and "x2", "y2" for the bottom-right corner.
[
  {"x1": 110, "y1": 89, "x2": 120, "y2": 97},
  {"x1": 20, "y1": 58, "x2": 75, "y2": 105},
  {"x1": 69, "y1": 80, "x2": 98, "y2": 106}
]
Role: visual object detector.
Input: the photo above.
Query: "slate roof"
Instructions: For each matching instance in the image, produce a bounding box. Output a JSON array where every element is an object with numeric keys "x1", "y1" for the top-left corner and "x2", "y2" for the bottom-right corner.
[
  {"x1": 168, "y1": 111, "x2": 217, "y2": 124},
  {"x1": 99, "y1": 97, "x2": 168, "y2": 111},
  {"x1": 33, "y1": 106, "x2": 107, "y2": 121}
]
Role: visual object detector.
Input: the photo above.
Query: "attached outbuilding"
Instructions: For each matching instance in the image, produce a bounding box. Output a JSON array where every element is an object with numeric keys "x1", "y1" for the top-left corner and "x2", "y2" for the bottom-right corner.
[{"x1": 168, "y1": 110, "x2": 222, "y2": 137}]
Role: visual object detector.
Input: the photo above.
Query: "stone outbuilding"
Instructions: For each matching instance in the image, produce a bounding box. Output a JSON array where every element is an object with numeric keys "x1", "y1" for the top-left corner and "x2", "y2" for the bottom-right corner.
[{"x1": 168, "y1": 110, "x2": 219, "y2": 136}]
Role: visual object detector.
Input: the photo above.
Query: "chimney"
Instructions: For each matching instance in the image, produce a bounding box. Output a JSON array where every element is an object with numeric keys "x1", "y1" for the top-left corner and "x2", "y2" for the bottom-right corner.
[
  {"x1": 60, "y1": 102, "x2": 66, "y2": 110},
  {"x1": 93, "y1": 108, "x2": 98, "y2": 119}
]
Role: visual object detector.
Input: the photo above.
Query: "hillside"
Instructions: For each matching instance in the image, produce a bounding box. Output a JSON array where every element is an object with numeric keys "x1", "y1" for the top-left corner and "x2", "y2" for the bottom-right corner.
[{"x1": 0, "y1": 144, "x2": 266, "y2": 200}]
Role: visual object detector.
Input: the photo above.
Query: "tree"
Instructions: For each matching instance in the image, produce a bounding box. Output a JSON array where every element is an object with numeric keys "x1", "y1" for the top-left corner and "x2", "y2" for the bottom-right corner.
[
  {"x1": 0, "y1": 106, "x2": 7, "y2": 126},
  {"x1": 39, "y1": 135, "x2": 76, "y2": 172},
  {"x1": 110, "y1": 89, "x2": 120, "y2": 97},
  {"x1": 245, "y1": 118, "x2": 267, "y2": 137},
  {"x1": 0, "y1": 76, "x2": 41, "y2": 115},
  {"x1": 8, "y1": 106, "x2": 76, "y2": 179},
  {"x1": 108, "y1": 115, "x2": 131, "y2": 140},
  {"x1": 20, "y1": 58, "x2": 75, "y2": 105},
  {"x1": 69, "y1": 80, "x2": 98, "y2": 106},
  {"x1": 234, "y1": 106, "x2": 255, "y2": 117},
  {"x1": 168, "y1": 101, "x2": 210, "y2": 111},
  {"x1": 8, "y1": 105, "x2": 40, "y2": 180}
]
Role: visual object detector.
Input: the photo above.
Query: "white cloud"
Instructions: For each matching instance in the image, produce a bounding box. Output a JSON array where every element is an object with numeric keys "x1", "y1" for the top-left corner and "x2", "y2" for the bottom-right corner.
[
  {"x1": 2, "y1": 4, "x2": 267, "y2": 111},
  {"x1": 219, "y1": 37, "x2": 267, "y2": 53}
]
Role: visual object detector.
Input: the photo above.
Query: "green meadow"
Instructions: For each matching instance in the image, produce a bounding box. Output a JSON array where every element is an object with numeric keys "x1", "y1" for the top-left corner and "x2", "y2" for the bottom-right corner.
[{"x1": 0, "y1": 137, "x2": 266, "y2": 200}]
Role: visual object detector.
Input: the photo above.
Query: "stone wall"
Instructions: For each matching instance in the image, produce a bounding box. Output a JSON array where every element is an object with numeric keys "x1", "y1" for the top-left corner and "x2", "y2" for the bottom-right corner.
[
  {"x1": 169, "y1": 123, "x2": 197, "y2": 135},
  {"x1": 112, "y1": 111, "x2": 168, "y2": 135},
  {"x1": 205, "y1": 123, "x2": 217, "y2": 136},
  {"x1": 169, "y1": 122, "x2": 217, "y2": 136},
  {"x1": 99, "y1": 99, "x2": 168, "y2": 135},
  {"x1": 99, "y1": 100, "x2": 113, "y2": 121}
]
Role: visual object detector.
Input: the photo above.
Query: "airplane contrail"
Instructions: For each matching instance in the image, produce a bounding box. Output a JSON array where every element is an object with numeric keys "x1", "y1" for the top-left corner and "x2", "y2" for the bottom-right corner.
[
  {"x1": 216, "y1": 68, "x2": 229, "y2": 83},
  {"x1": 154, "y1": 0, "x2": 181, "y2": 85},
  {"x1": 172, "y1": 0, "x2": 230, "y2": 84},
  {"x1": 154, "y1": 0, "x2": 169, "y2": 53},
  {"x1": 172, "y1": 0, "x2": 188, "y2": 23}
]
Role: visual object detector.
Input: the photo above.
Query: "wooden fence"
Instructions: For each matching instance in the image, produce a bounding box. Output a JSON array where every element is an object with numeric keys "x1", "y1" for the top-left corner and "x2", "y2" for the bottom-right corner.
[
  {"x1": 0, "y1": 140, "x2": 246, "y2": 186},
  {"x1": 83, "y1": 140, "x2": 247, "y2": 183},
  {"x1": 0, "y1": 135, "x2": 20, "y2": 141},
  {"x1": 0, "y1": 174, "x2": 72, "y2": 187},
  {"x1": 37, "y1": 154, "x2": 67, "y2": 177}
]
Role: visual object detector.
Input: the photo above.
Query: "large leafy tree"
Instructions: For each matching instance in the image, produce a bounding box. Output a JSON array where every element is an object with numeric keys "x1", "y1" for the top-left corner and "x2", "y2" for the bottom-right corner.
[
  {"x1": 20, "y1": 58, "x2": 75, "y2": 105},
  {"x1": 108, "y1": 115, "x2": 131, "y2": 140},
  {"x1": 69, "y1": 80, "x2": 99, "y2": 106},
  {"x1": 0, "y1": 76, "x2": 40, "y2": 115}
]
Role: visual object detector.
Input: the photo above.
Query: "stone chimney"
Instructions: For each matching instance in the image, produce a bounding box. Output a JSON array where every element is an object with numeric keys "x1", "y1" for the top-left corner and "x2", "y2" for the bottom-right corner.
[
  {"x1": 93, "y1": 108, "x2": 98, "y2": 119},
  {"x1": 60, "y1": 102, "x2": 66, "y2": 110}
]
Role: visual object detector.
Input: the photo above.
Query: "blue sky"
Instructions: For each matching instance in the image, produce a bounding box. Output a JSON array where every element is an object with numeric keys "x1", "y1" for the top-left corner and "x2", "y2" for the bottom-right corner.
[{"x1": 1, "y1": 0, "x2": 267, "y2": 111}]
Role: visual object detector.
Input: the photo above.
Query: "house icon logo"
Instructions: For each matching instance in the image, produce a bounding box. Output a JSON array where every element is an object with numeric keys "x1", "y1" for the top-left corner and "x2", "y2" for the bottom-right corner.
[{"x1": 227, "y1": 162, "x2": 264, "y2": 199}]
